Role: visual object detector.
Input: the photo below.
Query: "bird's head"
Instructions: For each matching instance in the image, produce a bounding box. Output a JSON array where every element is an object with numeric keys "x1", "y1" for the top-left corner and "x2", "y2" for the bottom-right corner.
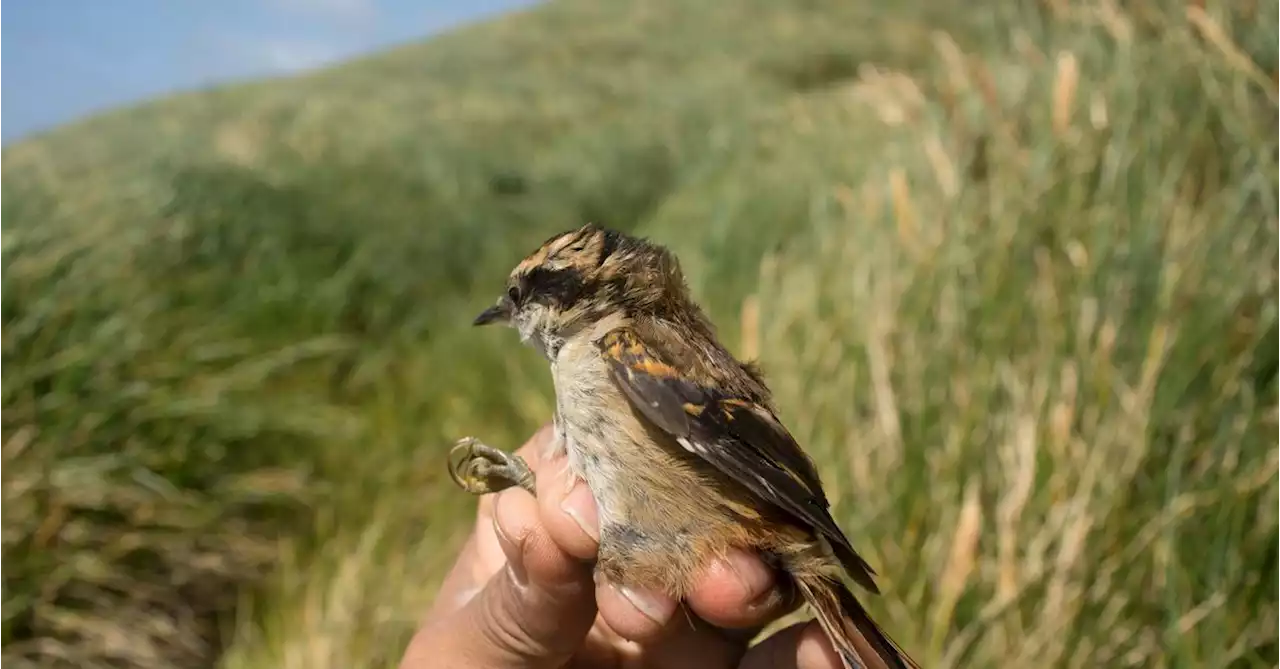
[{"x1": 473, "y1": 224, "x2": 691, "y2": 358}]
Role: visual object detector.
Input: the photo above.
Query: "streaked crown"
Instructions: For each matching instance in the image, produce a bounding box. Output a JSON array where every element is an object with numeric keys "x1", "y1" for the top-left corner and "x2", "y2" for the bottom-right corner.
[{"x1": 473, "y1": 224, "x2": 691, "y2": 330}]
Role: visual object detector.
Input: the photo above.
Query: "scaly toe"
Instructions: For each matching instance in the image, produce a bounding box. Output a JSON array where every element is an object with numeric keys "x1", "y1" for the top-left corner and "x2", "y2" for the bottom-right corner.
[{"x1": 447, "y1": 437, "x2": 537, "y2": 496}]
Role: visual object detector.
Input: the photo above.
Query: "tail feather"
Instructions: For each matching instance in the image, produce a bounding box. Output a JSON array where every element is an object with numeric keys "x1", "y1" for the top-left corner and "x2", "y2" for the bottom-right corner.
[{"x1": 795, "y1": 576, "x2": 918, "y2": 669}]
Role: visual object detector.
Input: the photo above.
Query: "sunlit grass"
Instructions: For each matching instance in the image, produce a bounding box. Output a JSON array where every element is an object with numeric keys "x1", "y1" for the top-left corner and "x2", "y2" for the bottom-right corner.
[
  {"x1": 2, "y1": 1, "x2": 1275, "y2": 668},
  {"x1": 750, "y1": 19, "x2": 1278, "y2": 664}
]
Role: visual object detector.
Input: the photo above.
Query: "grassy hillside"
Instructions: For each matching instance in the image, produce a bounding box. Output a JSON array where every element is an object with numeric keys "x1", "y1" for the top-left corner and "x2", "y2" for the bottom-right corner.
[{"x1": 3, "y1": 1, "x2": 1276, "y2": 668}]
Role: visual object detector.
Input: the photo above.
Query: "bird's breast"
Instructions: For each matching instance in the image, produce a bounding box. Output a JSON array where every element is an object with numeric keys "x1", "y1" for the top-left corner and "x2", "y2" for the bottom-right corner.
[
  {"x1": 550, "y1": 343, "x2": 631, "y2": 524},
  {"x1": 550, "y1": 336, "x2": 746, "y2": 534}
]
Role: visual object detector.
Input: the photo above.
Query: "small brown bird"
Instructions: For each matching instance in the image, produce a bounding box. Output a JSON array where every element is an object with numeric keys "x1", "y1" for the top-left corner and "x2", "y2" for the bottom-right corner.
[{"x1": 449, "y1": 224, "x2": 917, "y2": 669}]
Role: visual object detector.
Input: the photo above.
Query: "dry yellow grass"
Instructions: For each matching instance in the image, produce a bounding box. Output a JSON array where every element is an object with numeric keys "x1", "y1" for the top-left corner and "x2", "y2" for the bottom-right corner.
[{"x1": 2, "y1": 2, "x2": 1274, "y2": 668}]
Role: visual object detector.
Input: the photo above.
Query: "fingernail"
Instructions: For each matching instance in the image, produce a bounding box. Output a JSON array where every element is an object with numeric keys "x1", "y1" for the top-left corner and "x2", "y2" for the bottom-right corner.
[
  {"x1": 562, "y1": 505, "x2": 599, "y2": 542},
  {"x1": 616, "y1": 584, "x2": 674, "y2": 624},
  {"x1": 724, "y1": 549, "x2": 774, "y2": 604},
  {"x1": 560, "y1": 478, "x2": 599, "y2": 541}
]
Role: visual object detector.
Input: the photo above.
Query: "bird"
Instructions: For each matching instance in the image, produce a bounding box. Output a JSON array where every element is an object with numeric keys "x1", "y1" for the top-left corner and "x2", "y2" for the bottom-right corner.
[{"x1": 448, "y1": 224, "x2": 917, "y2": 669}]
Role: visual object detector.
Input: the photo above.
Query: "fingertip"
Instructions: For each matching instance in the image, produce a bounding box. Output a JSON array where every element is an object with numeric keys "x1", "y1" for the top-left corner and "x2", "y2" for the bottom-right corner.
[
  {"x1": 407, "y1": 486, "x2": 596, "y2": 669},
  {"x1": 491, "y1": 489, "x2": 536, "y2": 582},
  {"x1": 538, "y1": 469, "x2": 600, "y2": 560},
  {"x1": 493, "y1": 488, "x2": 586, "y2": 591},
  {"x1": 687, "y1": 548, "x2": 783, "y2": 628},
  {"x1": 795, "y1": 621, "x2": 845, "y2": 669},
  {"x1": 740, "y1": 620, "x2": 844, "y2": 669},
  {"x1": 595, "y1": 578, "x2": 677, "y2": 642},
  {"x1": 492, "y1": 488, "x2": 537, "y2": 551},
  {"x1": 560, "y1": 482, "x2": 600, "y2": 542}
]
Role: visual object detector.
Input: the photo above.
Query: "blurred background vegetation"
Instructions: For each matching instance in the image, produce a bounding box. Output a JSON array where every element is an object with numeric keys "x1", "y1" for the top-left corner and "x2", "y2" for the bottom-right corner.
[{"x1": 2, "y1": 0, "x2": 1277, "y2": 667}]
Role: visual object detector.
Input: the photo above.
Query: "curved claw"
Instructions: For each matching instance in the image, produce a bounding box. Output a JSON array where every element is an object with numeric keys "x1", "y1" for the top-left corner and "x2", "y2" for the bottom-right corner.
[
  {"x1": 447, "y1": 436, "x2": 481, "y2": 491},
  {"x1": 447, "y1": 436, "x2": 537, "y2": 496}
]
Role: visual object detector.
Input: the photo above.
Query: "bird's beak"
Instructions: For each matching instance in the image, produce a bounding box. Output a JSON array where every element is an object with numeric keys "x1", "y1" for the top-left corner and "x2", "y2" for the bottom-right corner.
[{"x1": 472, "y1": 298, "x2": 512, "y2": 326}]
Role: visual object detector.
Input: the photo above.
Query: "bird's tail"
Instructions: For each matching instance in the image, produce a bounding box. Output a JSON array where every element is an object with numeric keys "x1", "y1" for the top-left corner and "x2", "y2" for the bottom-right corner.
[{"x1": 795, "y1": 574, "x2": 918, "y2": 669}]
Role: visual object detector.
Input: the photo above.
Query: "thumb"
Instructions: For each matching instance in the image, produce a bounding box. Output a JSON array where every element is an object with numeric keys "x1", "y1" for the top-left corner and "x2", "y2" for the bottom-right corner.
[{"x1": 404, "y1": 488, "x2": 597, "y2": 669}]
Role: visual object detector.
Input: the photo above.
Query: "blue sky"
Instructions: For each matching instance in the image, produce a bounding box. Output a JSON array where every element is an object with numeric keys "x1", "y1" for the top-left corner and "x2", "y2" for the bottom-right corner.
[{"x1": 2, "y1": 0, "x2": 538, "y2": 144}]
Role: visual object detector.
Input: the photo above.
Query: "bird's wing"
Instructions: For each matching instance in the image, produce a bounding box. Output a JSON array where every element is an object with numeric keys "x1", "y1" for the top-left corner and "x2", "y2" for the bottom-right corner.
[{"x1": 597, "y1": 327, "x2": 879, "y2": 593}]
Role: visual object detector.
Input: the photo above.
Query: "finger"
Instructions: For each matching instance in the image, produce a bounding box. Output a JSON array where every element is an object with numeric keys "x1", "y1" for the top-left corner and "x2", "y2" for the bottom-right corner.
[
  {"x1": 739, "y1": 621, "x2": 844, "y2": 669},
  {"x1": 514, "y1": 423, "x2": 556, "y2": 472},
  {"x1": 537, "y1": 455, "x2": 600, "y2": 561},
  {"x1": 465, "y1": 425, "x2": 558, "y2": 585},
  {"x1": 637, "y1": 609, "x2": 754, "y2": 669},
  {"x1": 687, "y1": 549, "x2": 799, "y2": 629},
  {"x1": 595, "y1": 576, "x2": 678, "y2": 643},
  {"x1": 564, "y1": 623, "x2": 625, "y2": 668},
  {"x1": 402, "y1": 488, "x2": 595, "y2": 669},
  {"x1": 424, "y1": 532, "x2": 488, "y2": 622},
  {"x1": 425, "y1": 425, "x2": 555, "y2": 622}
]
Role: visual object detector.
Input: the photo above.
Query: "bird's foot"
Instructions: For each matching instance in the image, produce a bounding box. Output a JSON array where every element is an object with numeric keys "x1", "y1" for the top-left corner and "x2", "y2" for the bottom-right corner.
[{"x1": 448, "y1": 437, "x2": 537, "y2": 497}]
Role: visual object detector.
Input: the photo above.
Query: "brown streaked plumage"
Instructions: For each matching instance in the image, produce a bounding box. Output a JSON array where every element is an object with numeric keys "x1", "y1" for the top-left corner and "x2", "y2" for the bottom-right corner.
[{"x1": 468, "y1": 224, "x2": 917, "y2": 669}]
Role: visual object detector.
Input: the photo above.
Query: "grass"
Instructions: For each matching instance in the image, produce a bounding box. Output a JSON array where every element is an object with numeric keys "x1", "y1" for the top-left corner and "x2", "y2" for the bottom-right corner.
[{"x1": 2, "y1": 0, "x2": 1276, "y2": 667}]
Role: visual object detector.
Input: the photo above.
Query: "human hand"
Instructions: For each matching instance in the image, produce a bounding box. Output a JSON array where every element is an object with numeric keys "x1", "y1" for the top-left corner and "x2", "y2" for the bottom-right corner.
[{"x1": 400, "y1": 424, "x2": 845, "y2": 668}]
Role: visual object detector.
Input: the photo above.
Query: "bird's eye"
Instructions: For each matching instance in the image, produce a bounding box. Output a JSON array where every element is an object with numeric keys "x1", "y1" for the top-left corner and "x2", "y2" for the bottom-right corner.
[{"x1": 507, "y1": 285, "x2": 521, "y2": 304}]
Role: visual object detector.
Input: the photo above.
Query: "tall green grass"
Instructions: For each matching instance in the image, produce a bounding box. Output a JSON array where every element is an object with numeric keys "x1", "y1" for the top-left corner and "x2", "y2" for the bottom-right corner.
[
  {"x1": 748, "y1": 13, "x2": 1278, "y2": 664},
  {"x1": 2, "y1": 1, "x2": 1275, "y2": 668}
]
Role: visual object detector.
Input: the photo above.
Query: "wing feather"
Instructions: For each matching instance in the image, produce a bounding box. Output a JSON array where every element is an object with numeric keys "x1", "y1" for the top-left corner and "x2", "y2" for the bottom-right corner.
[{"x1": 598, "y1": 327, "x2": 879, "y2": 593}]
